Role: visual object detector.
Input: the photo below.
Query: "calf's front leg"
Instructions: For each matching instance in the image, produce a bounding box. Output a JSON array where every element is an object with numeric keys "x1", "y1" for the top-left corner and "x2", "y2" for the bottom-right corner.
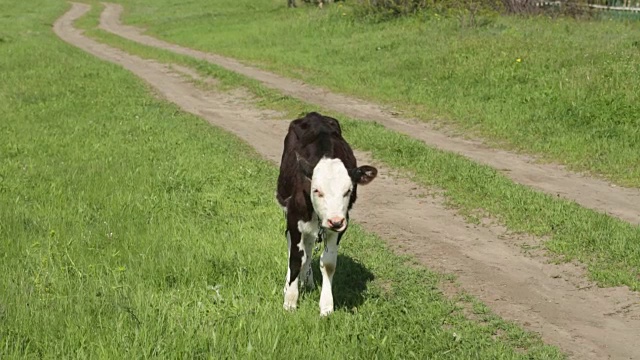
[{"x1": 319, "y1": 231, "x2": 340, "y2": 316}]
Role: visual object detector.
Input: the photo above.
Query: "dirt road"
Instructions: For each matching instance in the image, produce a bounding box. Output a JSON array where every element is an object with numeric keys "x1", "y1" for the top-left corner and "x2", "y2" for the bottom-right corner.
[
  {"x1": 54, "y1": 3, "x2": 640, "y2": 359},
  {"x1": 96, "y1": 2, "x2": 640, "y2": 226}
]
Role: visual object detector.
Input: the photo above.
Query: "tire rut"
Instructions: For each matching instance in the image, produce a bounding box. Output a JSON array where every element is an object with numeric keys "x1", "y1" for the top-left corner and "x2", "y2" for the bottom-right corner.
[{"x1": 54, "y1": 4, "x2": 640, "y2": 359}]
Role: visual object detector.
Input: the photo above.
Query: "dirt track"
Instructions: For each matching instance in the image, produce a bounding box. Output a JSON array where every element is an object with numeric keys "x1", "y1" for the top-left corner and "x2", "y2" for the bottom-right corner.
[{"x1": 54, "y1": 3, "x2": 640, "y2": 359}]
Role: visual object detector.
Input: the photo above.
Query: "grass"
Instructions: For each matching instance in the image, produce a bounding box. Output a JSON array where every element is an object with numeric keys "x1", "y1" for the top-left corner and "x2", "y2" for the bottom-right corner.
[
  {"x1": 0, "y1": 0, "x2": 564, "y2": 358},
  {"x1": 112, "y1": 0, "x2": 640, "y2": 188},
  {"x1": 75, "y1": 5, "x2": 640, "y2": 292}
]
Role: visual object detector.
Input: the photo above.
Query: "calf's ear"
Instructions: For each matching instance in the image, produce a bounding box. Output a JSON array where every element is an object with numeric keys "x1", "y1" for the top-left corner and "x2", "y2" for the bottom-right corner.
[
  {"x1": 296, "y1": 152, "x2": 314, "y2": 180},
  {"x1": 349, "y1": 165, "x2": 378, "y2": 185}
]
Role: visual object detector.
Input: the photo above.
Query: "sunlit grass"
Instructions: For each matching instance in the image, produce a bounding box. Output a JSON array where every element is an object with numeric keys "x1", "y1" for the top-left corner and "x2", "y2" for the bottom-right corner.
[{"x1": 0, "y1": 1, "x2": 564, "y2": 358}]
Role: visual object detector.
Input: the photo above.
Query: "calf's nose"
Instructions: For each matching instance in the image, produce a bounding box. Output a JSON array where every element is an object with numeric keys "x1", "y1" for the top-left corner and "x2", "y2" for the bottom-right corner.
[{"x1": 328, "y1": 217, "x2": 345, "y2": 230}]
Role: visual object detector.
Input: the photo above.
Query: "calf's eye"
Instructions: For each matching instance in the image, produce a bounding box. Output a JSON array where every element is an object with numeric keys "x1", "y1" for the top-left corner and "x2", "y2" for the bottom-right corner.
[
  {"x1": 313, "y1": 189, "x2": 324, "y2": 198},
  {"x1": 344, "y1": 190, "x2": 351, "y2": 197}
]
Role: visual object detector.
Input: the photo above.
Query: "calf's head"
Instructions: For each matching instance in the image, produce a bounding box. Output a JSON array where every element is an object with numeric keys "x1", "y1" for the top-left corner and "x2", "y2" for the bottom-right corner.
[{"x1": 297, "y1": 154, "x2": 377, "y2": 232}]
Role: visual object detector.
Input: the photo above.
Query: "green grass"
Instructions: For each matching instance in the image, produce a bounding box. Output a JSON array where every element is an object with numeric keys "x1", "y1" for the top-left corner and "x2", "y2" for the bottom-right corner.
[
  {"x1": 0, "y1": 1, "x2": 564, "y2": 358},
  {"x1": 113, "y1": 0, "x2": 640, "y2": 188},
  {"x1": 75, "y1": 6, "x2": 640, "y2": 292}
]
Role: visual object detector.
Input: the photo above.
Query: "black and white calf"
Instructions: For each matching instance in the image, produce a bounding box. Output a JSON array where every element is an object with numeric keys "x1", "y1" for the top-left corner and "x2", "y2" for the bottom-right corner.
[{"x1": 276, "y1": 112, "x2": 377, "y2": 316}]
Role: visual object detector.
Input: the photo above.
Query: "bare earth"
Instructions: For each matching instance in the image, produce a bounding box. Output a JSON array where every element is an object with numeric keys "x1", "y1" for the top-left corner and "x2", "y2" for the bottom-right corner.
[{"x1": 54, "y1": 4, "x2": 640, "y2": 359}]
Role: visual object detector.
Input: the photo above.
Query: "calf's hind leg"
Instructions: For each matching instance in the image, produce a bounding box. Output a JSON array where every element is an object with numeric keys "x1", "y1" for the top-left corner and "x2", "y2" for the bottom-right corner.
[
  {"x1": 283, "y1": 229, "x2": 303, "y2": 310},
  {"x1": 300, "y1": 232, "x2": 316, "y2": 290}
]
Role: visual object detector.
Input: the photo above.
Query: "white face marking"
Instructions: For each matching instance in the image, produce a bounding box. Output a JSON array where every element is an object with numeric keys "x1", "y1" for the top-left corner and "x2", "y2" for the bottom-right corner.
[{"x1": 310, "y1": 157, "x2": 352, "y2": 232}]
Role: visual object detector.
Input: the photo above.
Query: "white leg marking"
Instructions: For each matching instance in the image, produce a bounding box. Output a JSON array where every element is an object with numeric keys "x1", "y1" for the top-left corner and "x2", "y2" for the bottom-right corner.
[
  {"x1": 284, "y1": 277, "x2": 299, "y2": 311},
  {"x1": 283, "y1": 230, "x2": 291, "y2": 295},
  {"x1": 283, "y1": 230, "x2": 299, "y2": 311},
  {"x1": 319, "y1": 231, "x2": 339, "y2": 316}
]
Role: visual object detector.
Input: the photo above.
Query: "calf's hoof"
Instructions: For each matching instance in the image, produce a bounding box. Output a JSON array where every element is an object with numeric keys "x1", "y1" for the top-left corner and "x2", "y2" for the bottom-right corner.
[
  {"x1": 283, "y1": 285, "x2": 299, "y2": 311},
  {"x1": 320, "y1": 307, "x2": 334, "y2": 317}
]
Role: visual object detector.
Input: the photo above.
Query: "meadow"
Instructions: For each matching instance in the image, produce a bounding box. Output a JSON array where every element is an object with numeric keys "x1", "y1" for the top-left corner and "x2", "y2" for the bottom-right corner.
[
  {"x1": 115, "y1": 0, "x2": 640, "y2": 188},
  {"x1": 75, "y1": 2, "x2": 640, "y2": 293},
  {"x1": 0, "y1": 1, "x2": 565, "y2": 358}
]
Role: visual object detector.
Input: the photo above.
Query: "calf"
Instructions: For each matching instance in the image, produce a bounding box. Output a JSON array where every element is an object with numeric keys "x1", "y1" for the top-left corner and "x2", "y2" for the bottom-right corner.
[{"x1": 276, "y1": 112, "x2": 377, "y2": 316}]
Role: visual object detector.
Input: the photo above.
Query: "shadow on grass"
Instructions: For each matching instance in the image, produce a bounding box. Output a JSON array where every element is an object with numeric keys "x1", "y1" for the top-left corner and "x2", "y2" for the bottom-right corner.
[{"x1": 312, "y1": 254, "x2": 375, "y2": 312}]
